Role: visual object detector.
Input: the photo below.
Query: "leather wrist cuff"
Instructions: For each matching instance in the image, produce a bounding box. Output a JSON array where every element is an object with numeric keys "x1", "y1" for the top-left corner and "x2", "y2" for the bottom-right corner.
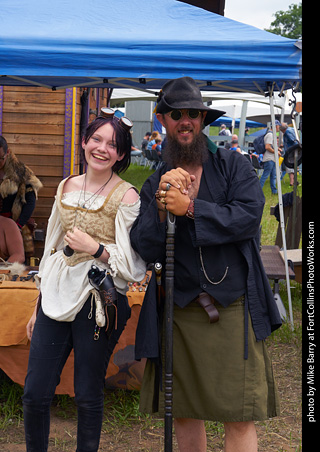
[{"x1": 92, "y1": 243, "x2": 104, "y2": 259}]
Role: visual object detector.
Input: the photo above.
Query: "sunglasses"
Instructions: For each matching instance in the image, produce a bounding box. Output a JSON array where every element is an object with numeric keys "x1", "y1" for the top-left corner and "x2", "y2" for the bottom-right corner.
[
  {"x1": 168, "y1": 109, "x2": 201, "y2": 121},
  {"x1": 99, "y1": 107, "x2": 133, "y2": 131}
]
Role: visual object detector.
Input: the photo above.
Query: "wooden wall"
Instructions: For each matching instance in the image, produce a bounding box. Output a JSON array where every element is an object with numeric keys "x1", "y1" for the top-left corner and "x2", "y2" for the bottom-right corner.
[{"x1": 0, "y1": 86, "x2": 107, "y2": 259}]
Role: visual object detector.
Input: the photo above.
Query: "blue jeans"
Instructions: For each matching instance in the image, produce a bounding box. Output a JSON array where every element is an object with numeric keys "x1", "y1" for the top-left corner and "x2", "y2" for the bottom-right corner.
[
  {"x1": 22, "y1": 294, "x2": 130, "y2": 452},
  {"x1": 259, "y1": 160, "x2": 277, "y2": 194}
]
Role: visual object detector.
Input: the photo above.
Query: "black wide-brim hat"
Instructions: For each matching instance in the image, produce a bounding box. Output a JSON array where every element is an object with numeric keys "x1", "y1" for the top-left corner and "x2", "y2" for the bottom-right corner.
[{"x1": 155, "y1": 76, "x2": 225, "y2": 126}]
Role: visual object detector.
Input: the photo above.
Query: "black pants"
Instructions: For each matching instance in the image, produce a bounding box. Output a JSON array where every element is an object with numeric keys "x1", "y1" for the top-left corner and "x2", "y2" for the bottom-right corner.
[{"x1": 22, "y1": 294, "x2": 131, "y2": 452}]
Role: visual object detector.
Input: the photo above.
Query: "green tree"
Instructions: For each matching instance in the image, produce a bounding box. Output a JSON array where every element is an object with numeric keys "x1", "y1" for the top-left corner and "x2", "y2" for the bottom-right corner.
[{"x1": 265, "y1": 2, "x2": 302, "y2": 39}]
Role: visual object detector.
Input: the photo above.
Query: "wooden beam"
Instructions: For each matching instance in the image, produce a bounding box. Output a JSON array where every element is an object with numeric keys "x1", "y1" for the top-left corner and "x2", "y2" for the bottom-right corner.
[{"x1": 178, "y1": 0, "x2": 225, "y2": 15}]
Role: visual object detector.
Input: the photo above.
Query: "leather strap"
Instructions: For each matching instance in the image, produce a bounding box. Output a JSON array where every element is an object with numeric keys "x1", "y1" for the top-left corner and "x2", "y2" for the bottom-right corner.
[{"x1": 196, "y1": 292, "x2": 219, "y2": 323}]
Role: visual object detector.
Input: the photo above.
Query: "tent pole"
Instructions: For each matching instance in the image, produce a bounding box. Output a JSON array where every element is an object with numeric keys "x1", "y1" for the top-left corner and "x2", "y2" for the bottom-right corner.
[
  {"x1": 269, "y1": 95, "x2": 294, "y2": 330},
  {"x1": 238, "y1": 100, "x2": 248, "y2": 147}
]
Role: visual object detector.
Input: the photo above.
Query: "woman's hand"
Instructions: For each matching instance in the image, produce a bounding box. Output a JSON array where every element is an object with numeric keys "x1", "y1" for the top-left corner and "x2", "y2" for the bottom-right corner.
[
  {"x1": 158, "y1": 167, "x2": 195, "y2": 194},
  {"x1": 64, "y1": 227, "x2": 100, "y2": 256},
  {"x1": 26, "y1": 306, "x2": 37, "y2": 341}
]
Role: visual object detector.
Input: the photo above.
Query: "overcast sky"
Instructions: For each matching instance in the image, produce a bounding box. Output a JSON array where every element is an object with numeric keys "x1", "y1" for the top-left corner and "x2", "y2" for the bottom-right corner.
[{"x1": 224, "y1": 0, "x2": 298, "y2": 30}]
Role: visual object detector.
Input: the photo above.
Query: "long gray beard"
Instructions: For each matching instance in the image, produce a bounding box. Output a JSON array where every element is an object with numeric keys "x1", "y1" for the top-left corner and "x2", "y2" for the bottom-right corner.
[{"x1": 163, "y1": 132, "x2": 208, "y2": 168}]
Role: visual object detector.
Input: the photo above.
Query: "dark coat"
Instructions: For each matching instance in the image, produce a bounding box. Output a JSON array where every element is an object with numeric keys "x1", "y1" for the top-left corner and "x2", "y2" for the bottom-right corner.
[{"x1": 130, "y1": 143, "x2": 282, "y2": 361}]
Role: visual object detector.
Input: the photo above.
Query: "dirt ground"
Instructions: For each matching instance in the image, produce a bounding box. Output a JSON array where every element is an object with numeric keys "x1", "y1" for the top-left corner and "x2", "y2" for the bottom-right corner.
[{"x1": 0, "y1": 338, "x2": 302, "y2": 452}]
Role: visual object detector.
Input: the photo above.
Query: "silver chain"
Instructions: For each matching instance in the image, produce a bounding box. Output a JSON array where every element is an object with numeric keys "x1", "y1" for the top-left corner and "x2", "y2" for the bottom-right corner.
[{"x1": 199, "y1": 246, "x2": 229, "y2": 285}]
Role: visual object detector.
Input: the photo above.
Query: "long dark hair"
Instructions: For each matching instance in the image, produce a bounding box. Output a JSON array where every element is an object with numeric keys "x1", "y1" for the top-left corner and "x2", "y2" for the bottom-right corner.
[
  {"x1": 0, "y1": 135, "x2": 8, "y2": 154},
  {"x1": 82, "y1": 117, "x2": 132, "y2": 174}
]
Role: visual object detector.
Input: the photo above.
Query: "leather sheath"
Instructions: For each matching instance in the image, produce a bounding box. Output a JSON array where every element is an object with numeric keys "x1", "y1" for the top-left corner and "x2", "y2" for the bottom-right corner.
[{"x1": 196, "y1": 292, "x2": 219, "y2": 323}]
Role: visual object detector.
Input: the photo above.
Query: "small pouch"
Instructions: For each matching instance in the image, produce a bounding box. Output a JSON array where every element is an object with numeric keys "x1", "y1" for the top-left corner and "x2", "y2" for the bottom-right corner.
[{"x1": 88, "y1": 265, "x2": 118, "y2": 337}]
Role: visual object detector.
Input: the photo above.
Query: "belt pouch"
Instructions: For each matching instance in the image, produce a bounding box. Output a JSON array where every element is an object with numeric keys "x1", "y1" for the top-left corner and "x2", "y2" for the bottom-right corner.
[{"x1": 88, "y1": 265, "x2": 118, "y2": 337}]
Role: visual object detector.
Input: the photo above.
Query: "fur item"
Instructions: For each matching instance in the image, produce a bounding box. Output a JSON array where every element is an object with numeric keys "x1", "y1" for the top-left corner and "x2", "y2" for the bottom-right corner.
[
  {"x1": 7, "y1": 261, "x2": 26, "y2": 276},
  {"x1": 0, "y1": 260, "x2": 26, "y2": 280},
  {"x1": 0, "y1": 151, "x2": 43, "y2": 221}
]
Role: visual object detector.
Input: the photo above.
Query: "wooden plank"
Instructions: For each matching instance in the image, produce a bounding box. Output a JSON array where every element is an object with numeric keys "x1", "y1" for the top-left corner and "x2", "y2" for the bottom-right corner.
[
  {"x1": 17, "y1": 155, "x2": 63, "y2": 167},
  {"x1": 4, "y1": 134, "x2": 65, "y2": 146},
  {"x1": 3, "y1": 92, "x2": 66, "y2": 104},
  {"x1": 33, "y1": 206, "x2": 54, "y2": 218},
  {"x1": 4, "y1": 86, "x2": 63, "y2": 94},
  {"x1": 279, "y1": 248, "x2": 302, "y2": 265},
  {"x1": 36, "y1": 176, "x2": 65, "y2": 186},
  {"x1": 23, "y1": 166, "x2": 64, "y2": 177},
  {"x1": 2, "y1": 112, "x2": 66, "y2": 126},
  {"x1": 260, "y1": 245, "x2": 295, "y2": 280},
  {"x1": 3, "y1": 101, "x2": 66, "y2": 115},
  {"x1": 9, "y1": 144, "x2": 64, "y2": 156},
  {"x1": 35, "y1": 186, "x2": 57, "y2": 198},
  {"x1": 2, "y1": 123, "x2": 65, "y2": 135},
  {"x1": 34, "y1": 198, "x2": 56, "y2": 209}
]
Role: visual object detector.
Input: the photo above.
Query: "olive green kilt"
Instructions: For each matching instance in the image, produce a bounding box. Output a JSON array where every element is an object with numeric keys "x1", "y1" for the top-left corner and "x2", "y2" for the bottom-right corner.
[{"x1": 139, "y1": 298, "x2": 280, "y2": 422}]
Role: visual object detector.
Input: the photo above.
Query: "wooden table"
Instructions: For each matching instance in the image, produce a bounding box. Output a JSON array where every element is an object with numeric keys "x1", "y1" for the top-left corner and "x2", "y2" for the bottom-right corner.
[
  {"x1": 280, "y1": 248, "x2": 302, "y2": 285},
  {"x1": 260, "y1": 245, "x2": 296, "y2": 321},
  {"x1": 0, "y1": 269, "x2": 149, "y2": 396}
]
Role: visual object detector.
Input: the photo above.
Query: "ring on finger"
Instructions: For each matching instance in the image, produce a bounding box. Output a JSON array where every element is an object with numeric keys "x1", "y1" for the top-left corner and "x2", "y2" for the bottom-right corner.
[
  {"x1": 160, "y1": 198, "x2": 166, "y2": 204},
  {"x1": 159, "y1": 190, "x2": 167, "y2": 197},
  {"x1": 165, "y1": 183, "x2": 171, "y2": 191}
]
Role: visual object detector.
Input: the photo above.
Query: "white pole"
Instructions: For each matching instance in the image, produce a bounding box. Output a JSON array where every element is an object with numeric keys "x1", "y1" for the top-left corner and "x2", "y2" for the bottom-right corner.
[
  {"x1": 269, "y1": 95, "x2": 294, "y2": 330},
  {"x1": 238, "y1": 100, "x2": 248, "y2": 147}
]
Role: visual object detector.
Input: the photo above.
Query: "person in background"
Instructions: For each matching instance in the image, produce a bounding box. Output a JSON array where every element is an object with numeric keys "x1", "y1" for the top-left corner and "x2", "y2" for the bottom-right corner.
[
  {"x1": 229, "y1": 134, "x2": 242, "y2": 154},
  {"x1": 218, "y1": 123, "x2": 231, "y2": 145},
  {"x1": 259, "y1": 120, "x2": 282, "y2": 195},
  {"x1": 152, "y1": 137, "x2": 163, "y2": 159},
  {"x1": 0, "y1": 135, "x2": 42, "y2": 257},
  {"x1": 0, "y1": 216, "x2": 25, "y2": 263},
  {"x1": 141, "y1": 131, "x2": 151, "y2": 155},
  {"x1": 279, "y1": 122, "x2": 299, "y2": 186},
  {"x1": 147, "y1": 131, "x2": 161, "y2": 150},
  {"x1": 0, "y1": 135, "x2": 42, "y2": 230},
  {"x1": 23, "y1": 109, "x2": 146, "y2": 452},
  {"x1": 131, "y1": 76, "x2": 281, "y2": 452}
]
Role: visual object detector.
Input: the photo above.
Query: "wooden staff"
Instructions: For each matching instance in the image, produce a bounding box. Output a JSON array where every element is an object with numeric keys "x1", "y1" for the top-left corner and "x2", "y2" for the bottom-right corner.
[{"x1": 165, "y1": 211, "x2": 176, "y2": 452}]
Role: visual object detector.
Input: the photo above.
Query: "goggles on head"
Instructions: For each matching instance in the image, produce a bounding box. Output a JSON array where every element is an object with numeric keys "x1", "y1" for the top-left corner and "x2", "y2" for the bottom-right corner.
[
  {"x1": 99, "y1": 107, "x2": 133, "y2": 131},
  {"x1": 168, "y1": 109, "x2": 201, "y2": 121}
]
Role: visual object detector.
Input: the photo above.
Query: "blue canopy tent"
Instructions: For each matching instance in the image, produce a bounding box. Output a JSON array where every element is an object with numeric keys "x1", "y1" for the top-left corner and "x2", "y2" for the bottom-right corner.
[
  {"x1": 211, "y1": 116, "x2": 266, "y2": 127},
  {"x1": 0, "y1": 0, "x2": 301, "y2": 95},
  {"x1": 0, "y1": 0, "x2": 301, "y2": 328}
]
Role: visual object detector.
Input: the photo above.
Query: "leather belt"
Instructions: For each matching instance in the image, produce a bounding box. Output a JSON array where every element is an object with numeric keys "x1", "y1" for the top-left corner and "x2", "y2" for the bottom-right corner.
[{"x1": 195, "y1": 292, "x2": 219, "y2": 323}]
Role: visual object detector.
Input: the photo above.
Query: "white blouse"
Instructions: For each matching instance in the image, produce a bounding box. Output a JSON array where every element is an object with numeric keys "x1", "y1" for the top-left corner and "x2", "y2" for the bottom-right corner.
[{"x1": 37, "y1": 191, "x2": 146, "y2": 322}]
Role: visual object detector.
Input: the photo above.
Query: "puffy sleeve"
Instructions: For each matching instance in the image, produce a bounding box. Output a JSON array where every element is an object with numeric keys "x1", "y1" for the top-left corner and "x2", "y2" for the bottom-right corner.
[
  {"x1": 37, "y1": 199, "x2": 65, "y2": 283},
  {"x1": 104, "y1": 199, "x2": 146, "y2": 283}
]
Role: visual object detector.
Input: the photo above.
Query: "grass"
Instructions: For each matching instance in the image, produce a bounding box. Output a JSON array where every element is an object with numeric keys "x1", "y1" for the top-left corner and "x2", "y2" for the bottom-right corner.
[
  {"x1": 0, "y1": 163, "x2": 302, "y2": 451},
  {"x1": 121, "y1": 163, "x2": 155, "y2": 192},
  {"x1": 0, "y1": 371, "x2": 24, "y2": 428}
]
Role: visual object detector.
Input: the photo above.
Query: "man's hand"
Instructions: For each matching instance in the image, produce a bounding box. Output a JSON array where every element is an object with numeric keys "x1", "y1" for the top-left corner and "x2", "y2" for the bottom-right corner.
[{"x1": 156, "y1": 168, "x2": 194, "y2": 218}]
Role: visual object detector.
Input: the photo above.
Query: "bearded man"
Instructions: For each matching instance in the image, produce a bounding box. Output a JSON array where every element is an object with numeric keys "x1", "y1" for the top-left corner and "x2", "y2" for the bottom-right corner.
[{"x1": 130, "y1": 77, "x2": 282, "y2": 452}]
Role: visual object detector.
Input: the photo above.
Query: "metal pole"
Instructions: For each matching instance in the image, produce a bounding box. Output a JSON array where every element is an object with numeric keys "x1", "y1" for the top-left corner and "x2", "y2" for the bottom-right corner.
[
  {"x1": 269, "y1": 95, "x2": 294, "y2": 330},
  {"x1": 164, "y1": 211, "x2": 176, "y2": 452}
]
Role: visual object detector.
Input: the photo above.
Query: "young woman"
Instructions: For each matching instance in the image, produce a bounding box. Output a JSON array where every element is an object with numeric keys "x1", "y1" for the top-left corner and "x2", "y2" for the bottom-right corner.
[{"x1": 23, "y1": 109, "x2": 146, "y2": 452}]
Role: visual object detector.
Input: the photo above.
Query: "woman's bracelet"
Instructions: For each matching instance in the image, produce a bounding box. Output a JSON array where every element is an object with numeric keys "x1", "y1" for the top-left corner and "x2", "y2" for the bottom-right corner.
[{"x1": 92, "y1": 243, "x2": 104, "y2": 258}]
